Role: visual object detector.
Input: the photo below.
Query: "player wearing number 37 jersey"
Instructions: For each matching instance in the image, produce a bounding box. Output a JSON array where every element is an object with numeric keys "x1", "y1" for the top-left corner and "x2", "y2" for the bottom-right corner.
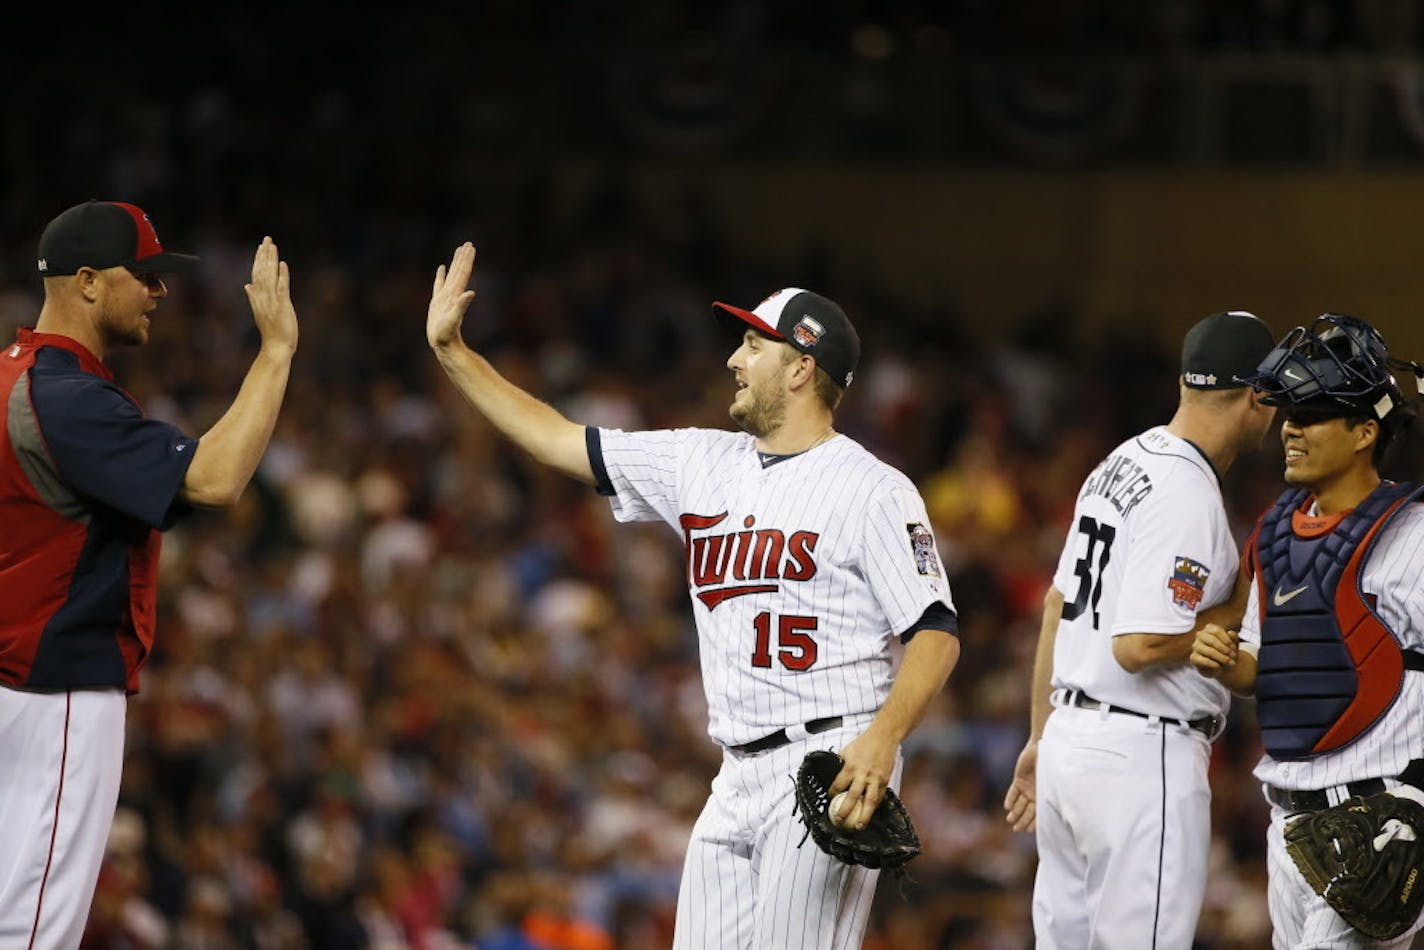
[
  {"x1": 425, "y1": 244, "x2": 960, "y2": 949},
  {"x1": 1004, "y1": 311, "x2": 1279, "y2": 949}
]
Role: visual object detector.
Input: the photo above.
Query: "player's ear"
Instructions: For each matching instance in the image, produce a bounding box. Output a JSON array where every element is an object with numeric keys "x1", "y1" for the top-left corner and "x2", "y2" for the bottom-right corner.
[
  {"x1": 800, "y1": 353, "x2": 815, "y2": 380},
  {"x1": 790, "y1": 352, "x2": 817, "y2": 389},
  {"x1": 74, "y1": 267, "x2": 103, "y2": 303},
  {"x1": 1351, "y1": 418, "x2": 1380, "y2": 454}
]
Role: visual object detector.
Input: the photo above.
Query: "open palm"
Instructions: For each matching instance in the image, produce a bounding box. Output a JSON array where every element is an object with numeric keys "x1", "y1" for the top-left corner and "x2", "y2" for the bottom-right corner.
[
  {"x1": 427, "y1": 242, "x2": 477, "y2": 350},
  {"x1": 1004, "y1": 741, "x2": 1038, "y2": 832}
]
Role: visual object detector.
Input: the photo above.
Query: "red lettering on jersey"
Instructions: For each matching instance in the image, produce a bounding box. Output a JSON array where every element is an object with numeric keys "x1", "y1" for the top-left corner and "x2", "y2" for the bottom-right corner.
[
  {"x1": 784, "y1": 531, "x2": 820, "y2": 581},
  {"x1": 731, "y1": 530, "x2": 755, "y2": 579},
  {"x1": 680, "y1": 512, "x2": 731, "y2": 535},
  {"x1": 750, "y1": 529, "x2": 784, "y2": 580},
  {"x1": 681, "y1": 512, "x2": 731, "y2": 586},
  {"x1": 690, "y1": 535, "x2": 736, "y2": 586},
  {"x1": 678, "y1": 512, "x2": 821, "y2": 609},
  {"x1": 698, "y1": 585, "x2": 780, "y2": 609}
]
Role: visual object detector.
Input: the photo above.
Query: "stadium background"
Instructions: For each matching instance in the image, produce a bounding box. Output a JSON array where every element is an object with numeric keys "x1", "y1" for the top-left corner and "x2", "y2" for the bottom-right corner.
[{"x1": 4, "y1": 4, "x2": 1424, "y2": 947}]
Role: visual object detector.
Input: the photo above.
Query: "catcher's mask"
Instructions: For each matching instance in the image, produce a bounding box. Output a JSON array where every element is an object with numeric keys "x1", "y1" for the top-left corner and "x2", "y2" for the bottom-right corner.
[{"x1": 1242, "y1": 314, "x2": 1423, "y2": 422}]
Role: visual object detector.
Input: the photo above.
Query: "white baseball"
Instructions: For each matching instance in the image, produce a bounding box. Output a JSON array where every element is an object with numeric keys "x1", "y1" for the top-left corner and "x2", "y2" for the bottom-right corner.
[{"x1": 829, "y1": 791, "x2": 853, "y2": 827}]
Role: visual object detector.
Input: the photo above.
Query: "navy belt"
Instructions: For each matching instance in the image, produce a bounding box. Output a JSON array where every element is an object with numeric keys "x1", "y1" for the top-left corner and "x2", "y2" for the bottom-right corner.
[
  {"x1": 1065, "y1": 690, "x2": 1221, "y2": 738},
  {"x1": 1266, "y1": 759, "x2": 1424, "y2": 813},
  {"x1": 732, "y1": 716, "x2": 843, "y2": 755},
  {"x1": 1267, "y1": 779, "x2": 1387, "y2": 813}
]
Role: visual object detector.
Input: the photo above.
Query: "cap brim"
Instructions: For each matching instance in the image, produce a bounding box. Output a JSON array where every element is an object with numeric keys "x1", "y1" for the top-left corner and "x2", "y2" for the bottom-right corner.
[
  {"x1": 130, "y1": 252, "x2": 200, "y2": 274},
  {"x1": 712, "y1": 301, "x2": 782, "y2": 339}
]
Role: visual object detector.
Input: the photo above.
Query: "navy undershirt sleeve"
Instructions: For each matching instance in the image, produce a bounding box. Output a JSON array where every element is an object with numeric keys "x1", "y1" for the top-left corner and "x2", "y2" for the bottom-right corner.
[
  {"x1": 30, "y1": 362, "x2": 198, "y2": 530},
  {"x1": 901, "y1": 601, "x2": 959, "y2": 644},
  {"x1": 587, "y1": 426, "x2": 615, "y2": 497}
]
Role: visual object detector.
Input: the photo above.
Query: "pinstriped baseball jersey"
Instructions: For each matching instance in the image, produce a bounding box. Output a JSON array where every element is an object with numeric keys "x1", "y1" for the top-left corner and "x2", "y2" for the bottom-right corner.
[
  {"x1": 593, "y1": 426, "x2": 954, "y2": 748},
  {"x1": 1049, "y1": 426, "x2": 1236, "y2": 720},
  {"x1": 1241, "y1": 501, "x2": 1424, "y2": 789}
]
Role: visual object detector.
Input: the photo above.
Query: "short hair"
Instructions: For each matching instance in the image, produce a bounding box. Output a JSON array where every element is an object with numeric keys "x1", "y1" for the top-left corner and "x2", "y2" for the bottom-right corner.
[
  {"x1": 1345, "y1": 401, "x2": 1417, "y2": 468},
  {"x1": 779, "y1": 344, "x2": 844, "y2": 411},
  {"x1": 812, "y1": 367, "x2": 844, "y2": 411},
  {"x1": 1180, "y1": 382, "x2": 1249, "y2": 409}
]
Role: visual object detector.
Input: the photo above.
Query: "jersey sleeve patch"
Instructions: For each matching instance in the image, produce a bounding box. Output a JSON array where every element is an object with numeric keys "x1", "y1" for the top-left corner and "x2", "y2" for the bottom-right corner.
[
  {"x1": 1168, "y1": 556, "x2": 1210, "y2": 610},
  {"x1": 906, "y1": 522, "x2": 941, "y2": 577}
]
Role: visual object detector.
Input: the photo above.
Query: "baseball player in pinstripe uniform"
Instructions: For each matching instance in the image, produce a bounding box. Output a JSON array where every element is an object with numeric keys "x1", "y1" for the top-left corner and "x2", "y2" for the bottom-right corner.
[
  {"x1": 1192, "y1": 314, "x2": 1424, "y2": 948},
  {"x1": 1004, "y1": 311, "x2": 1279, "y2": 949},
  {"x1": 426, "y1": 244, "x2": 961, "y2": 949},
  {"x1": 0, "y1": 202, "x2": 297, "y2": 947}
]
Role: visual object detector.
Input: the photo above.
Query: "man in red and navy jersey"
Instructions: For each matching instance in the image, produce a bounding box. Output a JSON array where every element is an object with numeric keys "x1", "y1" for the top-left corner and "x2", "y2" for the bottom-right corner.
[{"x1": 0, "y1": 200, "x2": 299, "y2": 948}]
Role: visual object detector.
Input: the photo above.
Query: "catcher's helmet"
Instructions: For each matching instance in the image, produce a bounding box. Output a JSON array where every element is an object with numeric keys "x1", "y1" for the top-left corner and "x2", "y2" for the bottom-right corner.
[{"x1": 1242, "y1": 314, "x2": 1412, "y2": 420}]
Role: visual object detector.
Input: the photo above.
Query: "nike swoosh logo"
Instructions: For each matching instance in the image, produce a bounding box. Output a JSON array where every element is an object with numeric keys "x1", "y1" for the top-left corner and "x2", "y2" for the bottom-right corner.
[
  {"x1": 1283, "y1": 368, "x2": 1303, "y2": 380},
  {"x1": 1273, "y1": 584, "x2": 1309, "y2": 606}
]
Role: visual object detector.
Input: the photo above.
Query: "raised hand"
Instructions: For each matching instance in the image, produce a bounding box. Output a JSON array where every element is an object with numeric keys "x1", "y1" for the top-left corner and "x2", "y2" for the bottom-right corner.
[
  {"x1": 428, "y1": 242, "x2": 478, "y2": 351},
  {"x1": 244, "y1": 237, "x2": 298, "y2": 358}
]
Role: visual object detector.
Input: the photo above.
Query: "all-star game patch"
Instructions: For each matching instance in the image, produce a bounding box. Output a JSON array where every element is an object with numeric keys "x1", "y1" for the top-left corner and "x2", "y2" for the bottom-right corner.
[
  {"x1": 792, "y1": 315, "x2": 825, "y2": 349},
  {"x1": 907, "y1": 523, "x2": 941, "y2": 577},
  {"x1": 1168, "y1": 556, "x2": 1210, "y2": 610}
]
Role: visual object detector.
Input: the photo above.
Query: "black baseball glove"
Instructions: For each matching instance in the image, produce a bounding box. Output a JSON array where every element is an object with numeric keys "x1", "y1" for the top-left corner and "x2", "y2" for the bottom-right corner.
[
  {"x1": 793, "y1": 750, "x2": 921, "y2": 871},
  {"x1": 1284, "y1": 789, "x2": 1424, "y2": 940}
]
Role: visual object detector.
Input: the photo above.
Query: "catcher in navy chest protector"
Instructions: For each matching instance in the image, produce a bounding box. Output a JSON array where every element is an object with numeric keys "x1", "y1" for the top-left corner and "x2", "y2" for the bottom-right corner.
[{"x1": 1191, "y1": 313, "x2": 1424, "y2": 948}]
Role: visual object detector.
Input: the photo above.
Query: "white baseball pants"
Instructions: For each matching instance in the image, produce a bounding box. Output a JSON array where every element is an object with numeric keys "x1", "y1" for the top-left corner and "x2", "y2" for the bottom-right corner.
[
  {"x1": 672, "y1": 715, "x2": 900, "y2": 949},
  {"x1": 1032, "y1": 702, "x2": 1213, "y2": 950},
  {"x1": 0, "y1": 687, "x2": 126, "y2": 950}
]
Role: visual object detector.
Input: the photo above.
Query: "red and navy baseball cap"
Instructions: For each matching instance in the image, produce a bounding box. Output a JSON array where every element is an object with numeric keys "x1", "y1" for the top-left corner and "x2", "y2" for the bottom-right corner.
[
  {"x1": 713, "y1": 288, "x2": 861, "y2": 390},
  {"x1": 37, "y1": 200, "x2": 199, "y2": 277}
]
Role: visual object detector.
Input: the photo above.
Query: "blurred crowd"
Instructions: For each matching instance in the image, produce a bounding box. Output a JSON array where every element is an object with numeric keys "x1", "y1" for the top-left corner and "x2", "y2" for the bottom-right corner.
[
  {"x1": 3, "y1": 4, "x2": 1424, "y2": 949},
  {"x1": 3, "y1": 171, "x2": 1324, "y2": 949}
]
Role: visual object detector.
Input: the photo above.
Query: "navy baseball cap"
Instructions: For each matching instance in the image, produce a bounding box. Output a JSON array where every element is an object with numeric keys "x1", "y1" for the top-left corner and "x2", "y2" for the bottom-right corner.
[
  {"x1": 1181, "y1": 310, "x2": 1276, "y2": 389},
  {"x1": 37, "y1": 200, "x2": 199, "y2": 277},
  {"x1": 713, "y1": 288, "x2": 861, "y2": 390}
]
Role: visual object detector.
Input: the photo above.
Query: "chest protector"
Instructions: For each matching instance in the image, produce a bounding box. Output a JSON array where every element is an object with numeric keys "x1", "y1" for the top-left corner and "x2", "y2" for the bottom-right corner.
[{"x1": 1254, "y1": 480, "x2": 1424, "y2": 761}]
